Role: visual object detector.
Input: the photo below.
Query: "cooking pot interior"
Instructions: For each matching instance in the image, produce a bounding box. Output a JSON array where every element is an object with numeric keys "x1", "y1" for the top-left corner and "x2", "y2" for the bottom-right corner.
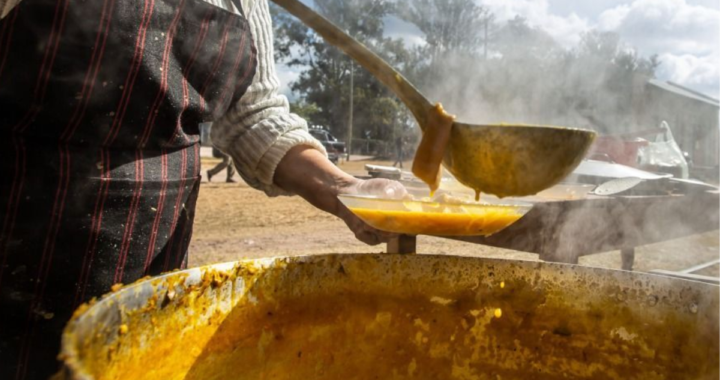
[{"x1": 61, "y1": 254, "x2": 719, "y2": 380}]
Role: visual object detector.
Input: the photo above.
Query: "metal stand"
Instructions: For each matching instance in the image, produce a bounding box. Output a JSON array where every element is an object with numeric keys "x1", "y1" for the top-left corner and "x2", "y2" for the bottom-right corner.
[
  {"x1": 621, "y1": 248, "x2": 635, "y2": 271},
  {"x1": 387, "y1": 235, "x2": 416, "y2": 254},
  {"x1": 380, "y1": 192, "x2": 718, "y2": 272},
  {"x1": 455, "y1": 192, "x2": 719, "y2": 266},
  {"x1": 651, "y1": 259, "x2": 720, "y2": 285}
]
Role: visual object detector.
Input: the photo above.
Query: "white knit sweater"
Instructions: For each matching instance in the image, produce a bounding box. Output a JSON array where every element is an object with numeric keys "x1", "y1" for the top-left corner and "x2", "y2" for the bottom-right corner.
[{"x1": 0, "y1": 0, "x2": 326, "y2": 197}]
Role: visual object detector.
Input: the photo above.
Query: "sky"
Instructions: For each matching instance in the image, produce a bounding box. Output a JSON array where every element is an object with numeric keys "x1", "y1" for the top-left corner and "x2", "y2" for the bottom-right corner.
[{"x1": 277, "y1": 0, "x2": 720, "y2": 100}]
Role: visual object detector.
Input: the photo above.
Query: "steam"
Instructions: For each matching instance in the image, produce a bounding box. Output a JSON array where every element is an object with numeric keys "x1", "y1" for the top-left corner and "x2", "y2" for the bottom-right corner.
[
  {"x1": 395, "y1": 15, "x2": 719, "y2": 270},
  {"x1": 414, "y1": 36, "x2": 640, "y2": 133}
]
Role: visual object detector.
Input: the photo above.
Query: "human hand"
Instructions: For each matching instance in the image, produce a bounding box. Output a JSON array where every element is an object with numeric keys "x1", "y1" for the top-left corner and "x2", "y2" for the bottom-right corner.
[
  {"x1": 339, "y1": 178, "x2": 408, "y2": 199},
  {"x1": 336, "y1": 178, "x2": 408, "y2": 246},
  {"x1": 274, "y1": 146, "x2": 408, "y2": 246}
]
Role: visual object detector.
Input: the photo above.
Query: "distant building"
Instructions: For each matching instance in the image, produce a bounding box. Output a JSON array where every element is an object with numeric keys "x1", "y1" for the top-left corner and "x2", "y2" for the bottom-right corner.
[{"x1": 631, "y1": 77, "x2": 719, "y2": 170}]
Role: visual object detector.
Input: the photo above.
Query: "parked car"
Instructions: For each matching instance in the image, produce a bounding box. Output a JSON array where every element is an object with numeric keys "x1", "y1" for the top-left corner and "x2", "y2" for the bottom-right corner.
[{"x1": 309, "y1": 127, "x2": 346, "y2": 164}]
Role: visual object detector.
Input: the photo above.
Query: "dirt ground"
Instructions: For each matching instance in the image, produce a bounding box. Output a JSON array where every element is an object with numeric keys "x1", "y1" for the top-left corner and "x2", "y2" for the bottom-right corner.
[{"x1": 190, "y1": 157, "x2": 720, "y2": 277}]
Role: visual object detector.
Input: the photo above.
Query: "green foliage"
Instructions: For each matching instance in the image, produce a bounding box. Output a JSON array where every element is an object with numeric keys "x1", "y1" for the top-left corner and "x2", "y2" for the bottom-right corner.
[
  {"x1": 289, "y1": 100, "x2": 321, "y2": 125},
  {"x1": 396, "y1": 0, "x2": 494, "y2": 62},
  {"x1": 271, "y1": 0, "x2": 409, "y2": 146}
]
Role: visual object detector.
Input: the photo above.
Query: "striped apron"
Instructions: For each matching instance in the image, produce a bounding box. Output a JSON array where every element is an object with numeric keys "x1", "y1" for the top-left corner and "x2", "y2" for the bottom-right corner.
[{"x1": 0, "y1": 0, "x2": 256, "y2": 378}]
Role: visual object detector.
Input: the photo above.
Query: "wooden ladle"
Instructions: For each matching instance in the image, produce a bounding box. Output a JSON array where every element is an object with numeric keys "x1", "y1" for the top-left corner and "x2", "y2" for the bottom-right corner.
[{"x1": 272, "y1": 0, "x2": 596, "y2": 198}]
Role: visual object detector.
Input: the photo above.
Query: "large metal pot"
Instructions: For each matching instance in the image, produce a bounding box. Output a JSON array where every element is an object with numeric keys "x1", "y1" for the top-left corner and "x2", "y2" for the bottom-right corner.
[{"x1": 60, "y1": 254, "x2": 719, "y2": 379}]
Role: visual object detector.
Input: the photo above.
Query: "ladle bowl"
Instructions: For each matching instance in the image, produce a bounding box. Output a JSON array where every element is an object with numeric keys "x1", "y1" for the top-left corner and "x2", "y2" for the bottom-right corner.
[
  {"x1": 448, "y1": 123, "x2": 596, "y2": 197},
  {"x1": 272, "y1": 0, "x2": 596, "y2": 197}
]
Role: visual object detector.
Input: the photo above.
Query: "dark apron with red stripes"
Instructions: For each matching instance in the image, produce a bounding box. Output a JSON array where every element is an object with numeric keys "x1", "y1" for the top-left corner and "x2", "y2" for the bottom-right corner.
[{"x1": 0, "y1": 0, "x2": 256, "y2": 377}]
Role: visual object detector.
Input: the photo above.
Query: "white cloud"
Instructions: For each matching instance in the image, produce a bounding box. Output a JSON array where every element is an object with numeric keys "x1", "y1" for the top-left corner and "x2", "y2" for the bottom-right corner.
[
  {"x1": 598, "y1": 0, "x2": 719, "y2": 97},
  {"x1": 478, "y1": 0, "x2": 591, "y2": 47},
  {"x1": 598, "y1": 4, "x2": 631, "y2": 30},
  {"x1": 476, "y1": 0, "x2": 719, "y2": 98},
  {"x1": 598, "y1": 0, "x2": 719, "y2": 56},
  {"x1": 657, "y1": 52, "x2": 720, "y2": 95},
  {"x1": 276, "y1": 0, "x2": 719, "y2": 99},
  {"x1": 383, "y1": 15, "x2": 426, "y2": 47},
  {"x1": 275, "y1": 63, "x2": 301, "y2": 100}
]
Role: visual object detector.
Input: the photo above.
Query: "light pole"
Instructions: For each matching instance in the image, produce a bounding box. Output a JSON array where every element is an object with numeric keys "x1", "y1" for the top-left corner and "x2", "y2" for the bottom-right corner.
[{"x1": 346, "y1": 62, "x2": 354, "y2": 161}]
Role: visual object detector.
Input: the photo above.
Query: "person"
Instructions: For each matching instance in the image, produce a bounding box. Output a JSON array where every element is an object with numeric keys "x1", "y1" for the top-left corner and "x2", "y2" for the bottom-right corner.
[
  {"x1": 393, "y1": 135, "x2": 405, "y2": 168},
  {"x1": 207, "y1": 147, "x2": 237, "y2": 183},
  {"x1": 0, "y1": 0, "x2": 405, "y2": 378}
]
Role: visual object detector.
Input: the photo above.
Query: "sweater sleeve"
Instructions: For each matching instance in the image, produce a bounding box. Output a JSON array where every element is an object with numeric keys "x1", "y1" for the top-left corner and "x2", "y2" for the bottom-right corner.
[
  {"x1": 1, "y1": 0, "x2": 22, "y2": 19},
  {"x1": 211, "y1": 0, "x2": 327, "y2": 197}
]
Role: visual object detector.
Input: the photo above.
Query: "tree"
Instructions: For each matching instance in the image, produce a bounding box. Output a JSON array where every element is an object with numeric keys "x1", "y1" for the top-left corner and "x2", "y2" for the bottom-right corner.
[
  {"x1": 557, "y1": 30, "x2": 661, "y2": 132},
  {"x1": 391, "y1": 0, "x2": 498, "y2": 119},
  {"x1": 493, "y1": 16, "x2": 559, "y2": 61},
  {"x1": 466, "y1": 16, "x2": 566, "y2": 123},
  {"x1": 396, "y1": 0, "x2": 494, "y2": 64},
  {"x1": 289, "y1": 100, "x2": 321, "y2": 125},
  {"x1": 271, "y1": 0, "x2": 411, "y2": 148}
]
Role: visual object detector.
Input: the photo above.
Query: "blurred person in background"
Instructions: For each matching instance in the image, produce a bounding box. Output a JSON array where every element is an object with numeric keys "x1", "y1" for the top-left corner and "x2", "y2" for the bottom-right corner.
[
  {"x1": 393, "y1": 135, "x2": 405, "y2": 168},
  {"x1": 0, "y1": 0, "x2": 405, "y2": 378},
  {"x1": 207, "y1": 147, "x2": 237, "y2": 183}
]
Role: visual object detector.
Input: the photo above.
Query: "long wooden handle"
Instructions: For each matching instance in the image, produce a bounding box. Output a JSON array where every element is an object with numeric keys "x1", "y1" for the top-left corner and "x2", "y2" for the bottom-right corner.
[{"x1": 271, "y1": 0, "x2": 434, "y2": 129}]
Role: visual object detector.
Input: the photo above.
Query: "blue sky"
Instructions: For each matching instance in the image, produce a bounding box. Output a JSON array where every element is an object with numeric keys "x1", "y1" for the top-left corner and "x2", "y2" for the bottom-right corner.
[{"x1": 277, "y1": 0, "x2": 720, "y2": 99}]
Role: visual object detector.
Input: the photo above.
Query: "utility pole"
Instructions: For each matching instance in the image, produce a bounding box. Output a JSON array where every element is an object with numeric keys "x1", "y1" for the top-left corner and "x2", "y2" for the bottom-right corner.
[
  {"x1": 347, "y1": 62, "x2": 354, "y2": 161},
  {"x1": 483, "y1": 21, "x2": 488, "y2": 60},
  {"x1": 482, "y1": 12, "x2": 494, "y2": 61}
]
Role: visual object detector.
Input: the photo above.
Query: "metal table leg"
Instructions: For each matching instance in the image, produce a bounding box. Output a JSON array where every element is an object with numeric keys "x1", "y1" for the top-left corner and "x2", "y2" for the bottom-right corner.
[
  {"x1": 621, "y1": 247, "x2": 635, "y2": 271},
  {"x1": 387, "y1": 235, "x2": 416, "y2": 254}
]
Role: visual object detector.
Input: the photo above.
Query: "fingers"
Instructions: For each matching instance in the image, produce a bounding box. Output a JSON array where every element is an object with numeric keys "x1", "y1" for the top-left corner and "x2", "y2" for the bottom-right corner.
[
  {"x1": 355, "y1": 230, "x2": 383, "y2": 246},
  {"x1": 354, "y1": 178, "x2": 408, "y2": 199},
  {"x1": 354, "y1": 227, "x2": 396, "y2": 246},
  {"x1": 337, "y1": 182, "x2": 402, "y2": 245},
  {"x1": 338, "y1": 205, "x2": 396, "y2": 246},
  {"x1": 381, "y1": 181, "x2": 408, "y2": 199},
  {"x1": 349, "y1": 213, "x2": 389, "y2": 245}
]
